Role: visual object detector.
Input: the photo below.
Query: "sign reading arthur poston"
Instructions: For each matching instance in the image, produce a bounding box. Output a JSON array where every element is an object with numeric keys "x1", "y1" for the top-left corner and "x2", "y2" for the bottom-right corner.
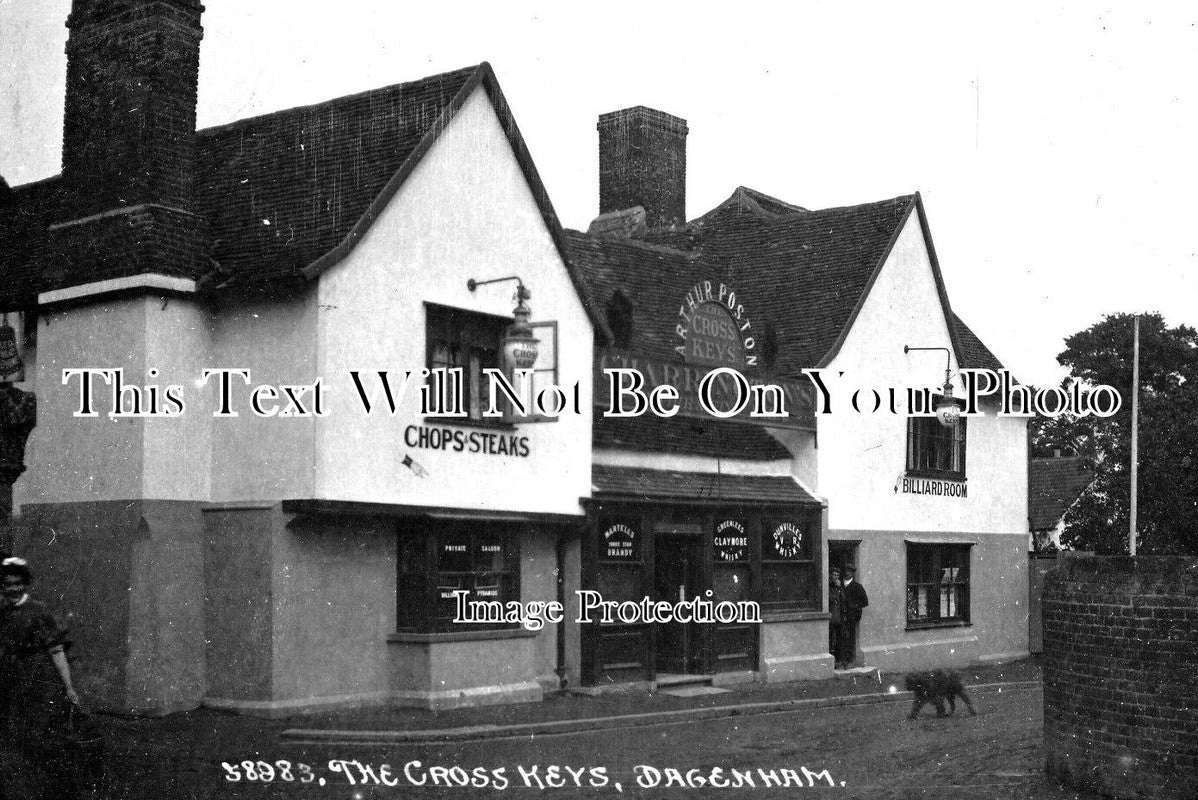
[{"x1": 676, "y1": 281, "x2": 756, "y2": 366}]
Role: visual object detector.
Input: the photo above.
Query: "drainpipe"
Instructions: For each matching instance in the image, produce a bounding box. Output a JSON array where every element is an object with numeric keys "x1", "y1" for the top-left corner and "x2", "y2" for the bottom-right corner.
[{"x1": 555, "y1": 528, "x2": 568, "y2": 690}]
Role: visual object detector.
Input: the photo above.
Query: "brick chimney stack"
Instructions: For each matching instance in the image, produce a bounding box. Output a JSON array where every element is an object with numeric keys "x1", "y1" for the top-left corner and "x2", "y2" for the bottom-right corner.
[
  {"x1": 598, "y1": 106, "x2": 688, "y2": 229},
  {"x1": 62, "y1": 0, "x2": 204, "y2": 214},
  {"x1": 50, "y1": 0, "x2": 207, "y2": 289}
]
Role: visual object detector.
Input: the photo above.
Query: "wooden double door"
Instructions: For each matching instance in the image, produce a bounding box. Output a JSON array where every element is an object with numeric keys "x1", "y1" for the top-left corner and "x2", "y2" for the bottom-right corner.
[{"x1": 654, "y1": 532, "x2": 704, "y2": 673}]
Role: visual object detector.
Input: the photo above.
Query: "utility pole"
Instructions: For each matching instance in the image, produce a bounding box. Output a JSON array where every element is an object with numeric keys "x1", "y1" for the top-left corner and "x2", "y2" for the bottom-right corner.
[{"x1": 1129, "y1": 315, "x2": 1139, "y2": 557}]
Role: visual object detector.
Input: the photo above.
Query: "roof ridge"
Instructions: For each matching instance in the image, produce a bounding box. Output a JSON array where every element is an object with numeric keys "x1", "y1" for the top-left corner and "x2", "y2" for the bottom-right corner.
[
  {"x1": 737, "y1": 186, "x2": 809, "y2": 214},
  {"x1": 196, "y1": 64, "x2": 483, "y2": 138},
  {"x1": 800, "y1": 193, "x2": 917, "y2": 217},
  {"x1": 813, "y1": 194, "x2": 919, "y2": 368},
  {"x1": 690, "y1": 188, "x2": 915, "y2": 228},
  {"x1": 4, "y1": 174, "x2": 63, "y2": 193},
  {"x1": 564, "y1": 228, "x2": 699, "y2": 259}
]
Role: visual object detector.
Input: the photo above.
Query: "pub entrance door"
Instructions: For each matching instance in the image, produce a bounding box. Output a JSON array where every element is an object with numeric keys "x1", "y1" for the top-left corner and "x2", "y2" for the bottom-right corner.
[{"x1": 654, "y1": 533, "x2": 703, "y2": 673}]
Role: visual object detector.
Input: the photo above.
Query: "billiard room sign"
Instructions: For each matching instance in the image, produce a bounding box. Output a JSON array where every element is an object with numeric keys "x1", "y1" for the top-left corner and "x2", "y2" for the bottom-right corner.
[{"x1": 898, "y1": 476, "x2": 968, "y2": 498}]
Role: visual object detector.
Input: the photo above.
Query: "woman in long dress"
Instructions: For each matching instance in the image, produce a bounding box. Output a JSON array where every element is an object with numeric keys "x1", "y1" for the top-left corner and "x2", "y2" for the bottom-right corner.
[{"x1": 0, "y1": 556, "x2": 82, "y2": 797}]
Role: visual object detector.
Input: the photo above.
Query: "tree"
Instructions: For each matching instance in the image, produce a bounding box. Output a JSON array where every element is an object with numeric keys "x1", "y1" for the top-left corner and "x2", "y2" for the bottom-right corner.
[{"x1": 1031, "y1": 312, "x2": 1198, "y2": 555}]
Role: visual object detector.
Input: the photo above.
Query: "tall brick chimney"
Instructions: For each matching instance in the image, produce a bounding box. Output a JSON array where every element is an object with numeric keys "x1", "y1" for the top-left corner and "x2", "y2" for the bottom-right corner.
[
  {"x1": 598, "y1": 106, "x2": 688, "y2": 229},
  {"x1": 50, "y1": 0, "x2": 206, "y2": 289}
]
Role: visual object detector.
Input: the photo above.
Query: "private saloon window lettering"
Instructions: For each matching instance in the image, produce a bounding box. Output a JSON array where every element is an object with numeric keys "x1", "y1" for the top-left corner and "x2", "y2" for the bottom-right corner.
[{"x1": 396, "y1": 522, "x2": 519, "y2": 632}]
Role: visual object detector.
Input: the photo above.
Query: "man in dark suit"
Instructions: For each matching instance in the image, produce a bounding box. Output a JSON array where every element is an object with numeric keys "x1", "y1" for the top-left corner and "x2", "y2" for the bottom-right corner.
[{"x1": 838, "y1": 565, "x2": 869, "y2": 668}]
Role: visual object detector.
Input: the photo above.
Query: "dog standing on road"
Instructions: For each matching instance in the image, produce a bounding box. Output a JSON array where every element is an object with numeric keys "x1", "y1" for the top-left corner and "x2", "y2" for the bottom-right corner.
[{"x1": 904, "y1": 669, "x2": 977, "y2": 719}]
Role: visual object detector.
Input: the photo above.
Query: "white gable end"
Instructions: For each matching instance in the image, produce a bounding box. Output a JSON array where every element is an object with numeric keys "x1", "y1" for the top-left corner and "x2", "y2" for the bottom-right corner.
[
  {"x1": 309, "y1": 85, "x2": 593, "y2": 515},
  {"x1": 817, "y1": 209, "x2": 1026, "y2": 534}
]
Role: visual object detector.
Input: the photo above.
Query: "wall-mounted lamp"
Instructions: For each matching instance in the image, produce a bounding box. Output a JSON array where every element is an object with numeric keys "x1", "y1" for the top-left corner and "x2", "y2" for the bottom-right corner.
[
  {"x1": 0, "y1": 315, "x2": 24, "y2": 384},
  {"x1": 467, "y1": 276, "x2": 540, "y2": 370},
  {"x1": 903, "y1": 345, "x2": 959, "y2": 427}
]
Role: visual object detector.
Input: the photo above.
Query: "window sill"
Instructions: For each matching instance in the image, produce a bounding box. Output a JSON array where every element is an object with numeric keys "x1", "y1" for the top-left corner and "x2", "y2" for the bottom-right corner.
[
  {"x1": 387, "y1": 628, "x2": 538, "y2": 644},
  {"x1": 904, "y1": 471, "x2": 967, "y2": 482},
  {"x1": 762, "y1": 610, "x2": 827, "y2": 623},
  {"x1": 904, "y1": 620, "x2": 972, "y2": 632},
  {"x1": 422, "y1": 416, "x2": 516, "y2": 431}
]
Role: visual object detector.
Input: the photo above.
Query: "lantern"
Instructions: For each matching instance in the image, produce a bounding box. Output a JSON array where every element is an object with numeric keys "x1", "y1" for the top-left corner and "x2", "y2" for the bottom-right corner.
[
  {"x1": 935, "y1": 385, "x2": 961, "y2": 427},
  {"x1": 502, "y1": 286, "x2": 540, "y2": 371},
  {"x1": 904, "y1": 344, "x2": 960, "y2": 428},
  {"x1": 0, "y1": 315, "x2": 24, "y2": 384}
]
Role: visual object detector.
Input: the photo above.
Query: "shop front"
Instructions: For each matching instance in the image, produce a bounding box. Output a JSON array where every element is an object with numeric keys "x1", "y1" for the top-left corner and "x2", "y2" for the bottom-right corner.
[{"x1": 581, "y1": 468, "x2": 825, "y2": 687}]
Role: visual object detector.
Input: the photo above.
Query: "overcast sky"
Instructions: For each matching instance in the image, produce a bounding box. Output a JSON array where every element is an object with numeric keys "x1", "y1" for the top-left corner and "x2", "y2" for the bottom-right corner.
[{"x1": 3, "y1": 1, "x2": 1195, "y2": 386}]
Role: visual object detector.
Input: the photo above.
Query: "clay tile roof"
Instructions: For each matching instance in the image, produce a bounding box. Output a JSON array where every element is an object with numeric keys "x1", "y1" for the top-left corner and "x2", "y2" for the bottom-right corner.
[
  {"x1": 575, "y1": 188, "x2": 1013, "y2": 379},
  {"x1": 595, "y1": 414, "x2": 792, "y2": 461},
  {"x1": 692, "y1": 191, "x2": 917, "y2": 372},
  {"x1": 564, "y1": 230, "x2": 705, "y2": 363},
  {"x1": 592, "y1": 464, "x2": 820, "y2": 505},
  {"x1": 570, "y1": 190, "x2": 918, "y2": 373},
  {"x1": 0, "y1": 67, "x2": 480, "y2": 305},
  {"x1": 1029, "y1": 456, "x2": 1095, "y2": 531},
  {"x1": 1, "y1": 64, "x2": 609, "y2": 338},
  {"x1": 952, "y1": 312, "x2": 1007, "y2": 373},
  {"x1": 195, "y1": 65, "x2": 479, "y2": 287},
  {"x1": 0, "y1": 176, "x2": 65, "y2": 309}
]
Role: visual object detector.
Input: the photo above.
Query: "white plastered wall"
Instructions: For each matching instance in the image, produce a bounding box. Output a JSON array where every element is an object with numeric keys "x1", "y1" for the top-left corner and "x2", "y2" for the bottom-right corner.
[
  {"x1": 817, "y1": 211, "x2": 1028, "y2": 535},
  {"x1": 312, "y1": 85, "x2": 593, "y2": 516},
  {"x1": 18, "y1": 295, "x2": 213, "y2": 505}
]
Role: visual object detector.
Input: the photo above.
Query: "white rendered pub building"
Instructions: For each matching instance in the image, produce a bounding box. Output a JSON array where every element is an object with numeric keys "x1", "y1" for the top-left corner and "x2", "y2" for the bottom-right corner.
[{"x1": 0, "y1": 1, "x2": 1028, "y2": 714}]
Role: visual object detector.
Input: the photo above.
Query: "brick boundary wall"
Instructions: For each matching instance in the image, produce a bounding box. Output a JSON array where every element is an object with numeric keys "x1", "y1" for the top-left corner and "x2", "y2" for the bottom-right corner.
[{"x1": 1043, "y1": 556, "x2": 1198, "y2": 799}]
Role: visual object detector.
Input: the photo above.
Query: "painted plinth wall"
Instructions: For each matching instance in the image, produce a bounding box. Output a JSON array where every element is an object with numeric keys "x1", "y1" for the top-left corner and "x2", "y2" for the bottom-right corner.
[
  {"x1": 11, "y1": 83, "x2": 593, "y2": 714},
  {"x1": 845, "y1": 531, "x2": 1027, "y2": 670},
  {"x1": 10, "y1": 296, "x2": 212, "y2": 714},
  {"x1": 1043, "y1": 556, "x2": 1198, "y2": 799},
  {"x1": 200, "y1": 84, "x2": 593, "y2": 714},
  {"x1": 311, "y1": 84, "x2": 593, "y2": 516},
  {"x1": 818, "y1": 210, "x2": 1029, "y2": 670},
  {"x1": 203, "y1": 509, "x2": 569, "y2": 714}
]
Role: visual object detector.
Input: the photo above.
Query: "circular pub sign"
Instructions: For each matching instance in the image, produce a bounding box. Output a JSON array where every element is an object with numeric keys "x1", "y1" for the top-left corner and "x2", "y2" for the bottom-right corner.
[
  {"x1": 714, "y1": 520, "x2": 748, "y2": 561},
  {"x1": 675, "y1": 281, "x2": 757, "y2": 368},
  {"x1": 771, "y1": 522, "x2": 804, "y2": 558}
]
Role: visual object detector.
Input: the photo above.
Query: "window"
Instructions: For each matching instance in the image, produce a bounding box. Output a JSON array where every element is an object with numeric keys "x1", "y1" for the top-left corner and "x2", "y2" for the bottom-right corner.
[
  {"x1": 396, "y1": 521, "x2": 520, "y2": 632},
  {"x1": 711, "y1": 516, "x2": 751, "y2": 606},
  {"x1": 759, "y1": 513, "x2": 820, "y2": 612},
  {"x1": 605, "y1": 291, "x2": 633, "y2": 349},
  {"x1": 425, "y1": 304, "x2": 508, "y2": 421},
  {"x1": 906, "y1": 412, "x2": 966, "y2": 479},
  {"x1": 906, "y1": 544, "x2": 970, "y2": 627}
]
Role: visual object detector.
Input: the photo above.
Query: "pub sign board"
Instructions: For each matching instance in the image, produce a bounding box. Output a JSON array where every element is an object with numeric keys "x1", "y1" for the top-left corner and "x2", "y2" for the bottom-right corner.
[
  {"x1": 595, "y1": 280, "x2": 815, "y2": 430},
  {"x1": 593, "y1": 350, "x2": 816, "y2": 430}
]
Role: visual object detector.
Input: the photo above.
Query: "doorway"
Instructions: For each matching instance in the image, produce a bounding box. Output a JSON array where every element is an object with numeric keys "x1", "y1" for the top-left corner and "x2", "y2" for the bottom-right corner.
[
  {"x1": 654, "y1": 534, "x2": 702, "y2": 674},
  {"x1": 829, "y1": 541, "x2": 861, "y2": 667}
]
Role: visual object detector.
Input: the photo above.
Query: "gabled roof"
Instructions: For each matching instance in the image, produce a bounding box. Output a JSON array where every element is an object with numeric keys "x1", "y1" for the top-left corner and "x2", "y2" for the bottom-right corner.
[
  {"x1": 593, "y1": 465, "x2": 820, "y2": 506},
  {"x1": 1, "y1": 63, "x2": 609, "y2": 338},
  {"x1": 584, "y1": 187, "x2": 1006, "y2": 377},
  {"x1": 564, "y1": 230, "x2": 705, "y2": 364},
  {"x1": 1029, "y1": 455, "x2": 1096, "y2": 531},
  {"x1": 0, "y1": 176, "x2": 65, "y2": 309},
  {"x1": 574, "y1": 190, "x2": 918, "y2": 373},
  {"x1": 195, "y1": 65, "x2": 480, "y2": 287},
  {"x1": 595, "y1": 414, "x2": 792, "y2": 461},
  {"x1": 689, "y1": 185, "x2": 809, "y2": 223},
  {"x1": 952, "y1": 312, "x2": 1006, "y2": 374},
  {"x1": 690, "y1": 190, "x2": 921, "y2": 373}
]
